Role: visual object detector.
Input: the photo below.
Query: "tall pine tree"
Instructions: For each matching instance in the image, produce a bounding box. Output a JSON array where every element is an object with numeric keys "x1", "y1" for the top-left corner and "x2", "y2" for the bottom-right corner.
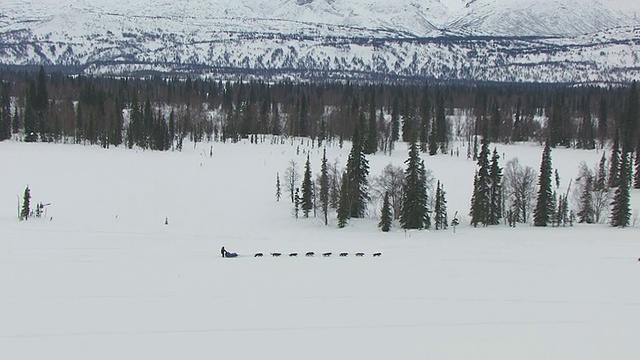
[
  {"x1": 434, "y1": 181, "x2": 448, "y2": 230},
  {"x1": 470, "y1": 139, "x2": 491, "y2": 226},
  {"x1": 275, "y1": 173, "x2": 282, "y2": 202},
  {"x1": 337, "y1": 172, "x2": 350, "y2": 228},
  {"x1": 300, "y1": 154, "x2": 313, "y2": 217},
  {"x1": 489, "y1": 148, "x2": 503, "y2": 225},
  {"x1": 346, "y1": 118, "x2": 370, "y2": 218},
  {"x1": 610, "y1": 151, "x2": 631, "y2": 227},
  {"x1": 319, "y1": 149, "x2": 329, "y2": 225},
  {"x1": 533, "y1": 141, "x2": 554, "y2": 227},
  {"x1": 609, "y1": 133, "x2": 621, "y2": 188},
  {"x1": 20, "y1": 186, "x2": 31, "y2": 221},
  {"x1": 576, "y1": 164, "x2": 595, "y2": 224},
  {"x1": 400, "y1": 139, "x2": 430, "y2": 230},
  {"x1": 378, "y1": 192, "x2": 392, "y2": 232}
]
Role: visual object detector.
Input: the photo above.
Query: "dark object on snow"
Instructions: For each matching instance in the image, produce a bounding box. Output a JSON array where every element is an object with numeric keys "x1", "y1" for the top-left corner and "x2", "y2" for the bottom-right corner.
[
  {"x1": 373, "y1": 252, "x2": 382, "y2": 257},
  {"x1": 339, "y1": 252, "x2": 348, "y2": 257},
  {"x1": 271, "y1": 252, "x2": 282, "y2": 257},
  {"x1": 221, "y1": 246, "x2": 237, "y2": 258},
  {"x1": 305, "y1": 252, "x2": 315, "y2": 257},
  {"x1": 289, "y1": 252, "x2": 298, "y2": 257},
  {"x1": 355, "y1": 252, "x2": 365, "y2": 257},
  {"x1": 322, "y1": 252, "x2": 332, "y2": 257},
  {"x1": 254, "y1": 253, "x2": 264, "y2": 257}
]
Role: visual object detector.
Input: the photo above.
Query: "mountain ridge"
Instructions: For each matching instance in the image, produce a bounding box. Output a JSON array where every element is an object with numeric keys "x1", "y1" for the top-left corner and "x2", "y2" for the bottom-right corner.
[{"x1": 0, "y1": 0, "x2": 639, "y2": 83}]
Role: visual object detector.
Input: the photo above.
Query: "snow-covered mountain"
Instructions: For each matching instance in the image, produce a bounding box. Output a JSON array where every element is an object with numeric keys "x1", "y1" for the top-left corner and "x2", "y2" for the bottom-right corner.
[{"x1": 0, "y1": 0, "x2": 639, "y2": 83}]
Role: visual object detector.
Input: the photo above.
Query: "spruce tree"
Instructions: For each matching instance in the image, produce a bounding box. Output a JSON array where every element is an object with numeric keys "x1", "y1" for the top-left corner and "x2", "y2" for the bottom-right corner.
[
  {"x1": 434, "y1": 181, "x2": 448, "y2": 230},
  {"x1": 337, "y1": 172, "x2": 350, "y2": 228},
  {"x1": 390, "y1": 96, "x2": 400, "y2": 144},
  {"x1": 533, "y1": 141, "x2": 554, "y2": 226},
  {"x1": 489, "y1": 148, "x2": 502, "y2": 225},
  {"x1": 20, "y1": 186, "x2": 31, "y2": 221},
  {"x1": 435, "y1": 93, "x2": 447, "y2": 153},
  {"x1": 470, "y1": 139, "x2": 491, "y2": 226},
  {"x1": 596, "y1": 154, "x2": 607, "y2": 191},
  {"x1": 365, "y1": 90, "x2": 377, "y2": 155},
  {"x1": 634, "y1": 144, "x2": 640, "y2": 189},
  {"x1": 300, "y1": 154, "x2": 313, "y2": 217},
  {"x1": 610, "y1": 151, "x2": 631, "y2": 227},
  {"x1": 23, "y1": 81, "x2": 38, "y2": 142},
  {"x1": 294, "y1": 187, "x2": 300, "y2": 219},
  {"x1": 0, "y1": 82, "x2": 10, "y2": 141},
  {"x1": 400, "y1": 139, "x2": 429, "y2": 230},
  {"x1": 35, "y1": 66, "x2": 48, "y2": 142},
  {"x1": 469, "y1": 171, "x2": 479, "y2": 225},
  {"x1": 378, "y1": 192, "x2": 392, "y2": 232},
  {"x1": 346, "y1": 118, "x2": 370, "y2": 218},
  {"x1": 428, "y1": 118, "x2": 438, "y2": 155},
  {"x1": 622, "y1": 81, "x2": 638, "y2": 152},
  {"x1": 577, "y1": 166, "x2": 595, "y2": 224},
  {"x1": 276, "y1": 173, "x2": 282, "y2": 201},
  {"x1": 319, "y1": 149, "x2": 329, "y2": 225},
  {"x1": 608, "y1": 133, "x2": 620, "y2": 188}
]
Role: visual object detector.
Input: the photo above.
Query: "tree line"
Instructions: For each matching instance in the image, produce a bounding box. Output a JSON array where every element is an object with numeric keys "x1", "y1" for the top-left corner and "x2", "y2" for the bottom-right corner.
[{"x1": 1, "y1": 67, "x2": 639, "y2": 157}]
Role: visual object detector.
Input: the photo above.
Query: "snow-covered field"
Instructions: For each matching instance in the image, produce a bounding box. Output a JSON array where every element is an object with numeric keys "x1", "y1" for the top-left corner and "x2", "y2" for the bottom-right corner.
[{"x1": 1, "y1": 139, "x2": 639, "y2": 359}]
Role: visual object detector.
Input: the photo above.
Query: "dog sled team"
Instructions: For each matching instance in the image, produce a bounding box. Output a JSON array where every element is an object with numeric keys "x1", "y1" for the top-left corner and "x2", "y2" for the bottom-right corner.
[{"x1": 221, "y1": 246, "x2": 381, "y2": 258}]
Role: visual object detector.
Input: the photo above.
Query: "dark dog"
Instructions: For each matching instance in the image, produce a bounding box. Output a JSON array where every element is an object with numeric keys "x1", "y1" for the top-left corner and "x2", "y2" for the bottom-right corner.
[
  {"x1": 373, "y1": 252, "x2": 382, "y2": 257},
  {"x1": 271, "y1": 252, "x2": 282, "y2": 257},
  {"x1": 254, "y1": 253, "x2": 263, "y2": 257},
  {"x1": 322, "y1": 252, "x2": 332, "y2": 257},
  {"x1": 305, "y1": 252, "x2": 315, "y2": 257},
  {"x1": 339, "y1": 252, "x2": 348, "y2": 257},
  {"x1": 289, "y1": 252, "x2": 298, "y2": 257},
  {"x1": 355, "y1": 252, "x2": 365, "y2": 257}
]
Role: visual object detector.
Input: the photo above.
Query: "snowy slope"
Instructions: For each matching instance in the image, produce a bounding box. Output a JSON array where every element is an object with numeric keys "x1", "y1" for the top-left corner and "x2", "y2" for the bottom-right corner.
[
  {"x1": 1, "y1": 138, "x2": 640, "y2": 359},
  {"x1": 449, "y1": 0, "x2": 640, "y2": 36},
  {"x1": 1, "y1": 0, "x2": 640, "y2": 82}
]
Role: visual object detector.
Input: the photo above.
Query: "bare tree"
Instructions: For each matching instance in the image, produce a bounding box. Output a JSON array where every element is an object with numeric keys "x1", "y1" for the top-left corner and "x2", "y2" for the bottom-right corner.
[
  {"x1": 503, "y1": 158, "x2": 536, "y2": 223},
  {"x1": 372, "y1": 164, "x2": 405, "y2": 219},
  {"x1": 589, "y1": 159, "x2": 613, "y2": 224},
  {"x1": 284, "y1": 159, "x2": 299, "y2": 203}
]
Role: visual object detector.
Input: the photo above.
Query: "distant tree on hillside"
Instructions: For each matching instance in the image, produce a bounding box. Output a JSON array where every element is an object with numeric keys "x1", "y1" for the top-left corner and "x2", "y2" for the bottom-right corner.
[
  {"x1": 23, "y1": 81, "x2": 38, "y2": 142},
  {"x1": 0, "y1": 82, "x2": 10, "y2": 141},
  {"x1": 621, "y1": 81, "x2": 638, "y2": 152}
]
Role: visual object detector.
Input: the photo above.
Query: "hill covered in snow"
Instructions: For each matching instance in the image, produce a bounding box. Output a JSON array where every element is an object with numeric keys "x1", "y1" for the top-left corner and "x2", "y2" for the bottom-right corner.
[{"x1": 0, "y1": 0, "x2": 639, "y2": 82}]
